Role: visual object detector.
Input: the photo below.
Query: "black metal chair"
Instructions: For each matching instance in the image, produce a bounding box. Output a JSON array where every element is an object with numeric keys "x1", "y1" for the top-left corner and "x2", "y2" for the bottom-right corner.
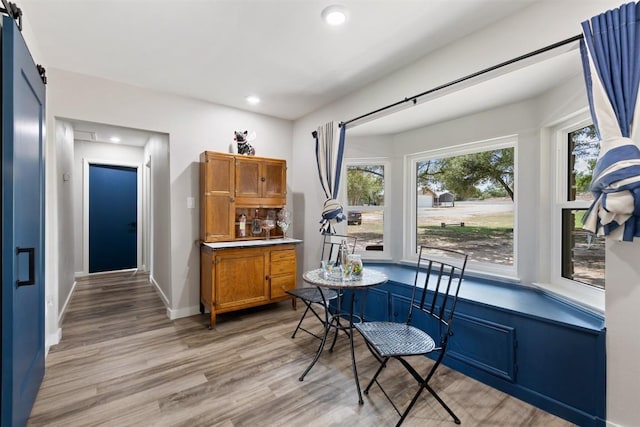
[
  {"x1": 286, "y1": 233, "x2": 357, "y2": 339},
  {"x1": 354, "y1": 245, "x2": 468, "y2": 426}
]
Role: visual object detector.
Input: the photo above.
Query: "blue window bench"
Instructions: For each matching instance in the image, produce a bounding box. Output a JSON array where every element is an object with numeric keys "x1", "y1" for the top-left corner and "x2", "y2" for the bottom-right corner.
[{"x1": 349, "y1": 263, "x2": 605, "y2": 427}]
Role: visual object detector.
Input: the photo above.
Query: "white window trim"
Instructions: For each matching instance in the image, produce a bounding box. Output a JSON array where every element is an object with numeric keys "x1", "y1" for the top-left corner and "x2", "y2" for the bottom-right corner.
[
  {"x1": 342, "y1": 158, "x2": 391, "y2": 260},
  {"x1": 543, "y1": 113, "x2": 605, "y2": 313},
  {"x1": 404, "y1": 135, "x2": 518, "y2": 278}
]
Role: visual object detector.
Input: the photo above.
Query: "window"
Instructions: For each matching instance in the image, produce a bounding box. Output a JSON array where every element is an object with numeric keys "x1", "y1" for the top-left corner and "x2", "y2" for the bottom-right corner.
[
  {"x1": 560, "y1": 124, "x2": 604, "y2": 289},
  {"x1": 408, "y1": 137, "x2": 515, "y2": 272},
  {"x1": 344, "y1": 161, "x2": 389, "y2": 258}
]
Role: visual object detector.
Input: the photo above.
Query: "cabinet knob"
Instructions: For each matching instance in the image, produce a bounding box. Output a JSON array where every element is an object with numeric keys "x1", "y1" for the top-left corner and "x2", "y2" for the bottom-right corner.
[
  {"x1": 261, "y1": 176, "x2": 266, "y2": 182},
  {"x1": 230, "y1": 197, "x2": 235, "y2": 202}
]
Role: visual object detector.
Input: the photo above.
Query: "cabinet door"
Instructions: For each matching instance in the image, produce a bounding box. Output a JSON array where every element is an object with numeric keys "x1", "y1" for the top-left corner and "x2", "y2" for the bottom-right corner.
[
  {"x1": 261, "y1": 159, "x2": 286, "y2": 200},
  {"x1": 214, "y1": 248, "x2": 268, "y2": 310},
  {"x1": 235, "y1": 157, "x2": 286, "y2": 204},
  {"x1": 235, "y1": 157, "x2": 261, "y2": 199},
  {"x1": 201, "y1": 153, "x2": 235, "y2": 241}
]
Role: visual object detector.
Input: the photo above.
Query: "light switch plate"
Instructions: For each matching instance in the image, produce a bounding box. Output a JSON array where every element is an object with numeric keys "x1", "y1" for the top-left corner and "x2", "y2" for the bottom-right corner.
[{"x1": 187, "y1": 197, "x2": 195, "y2": 209}]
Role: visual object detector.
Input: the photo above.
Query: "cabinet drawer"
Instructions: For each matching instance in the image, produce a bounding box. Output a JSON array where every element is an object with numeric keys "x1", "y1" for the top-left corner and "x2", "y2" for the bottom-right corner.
[
  {"x1": 271, "y1": 275, "x2": 295, "y2": 299},
  {"x1": 271, "y1": 260, "x2": 295, "y2": 275},
  {"x1": 271, "y1": 249, "x2": 296, "y2": 263},
  {"x1": 271, "y1": 249, "x2": 296, "y2": 275}
]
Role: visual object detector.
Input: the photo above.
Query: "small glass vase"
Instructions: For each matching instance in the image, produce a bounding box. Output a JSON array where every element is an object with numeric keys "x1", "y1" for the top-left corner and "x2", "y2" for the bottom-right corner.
[{"x1": 347, "y1": 254, "x2": 363, "y2": 279}]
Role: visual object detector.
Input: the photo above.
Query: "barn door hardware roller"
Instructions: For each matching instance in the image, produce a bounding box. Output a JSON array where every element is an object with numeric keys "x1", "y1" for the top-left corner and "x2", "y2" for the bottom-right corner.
[
  {"x1": 0, "y1": 1, "x2": 22, "y2": 31},
  {"x1": 37, "y1": 64, "x2": 47, "y2": 84}
]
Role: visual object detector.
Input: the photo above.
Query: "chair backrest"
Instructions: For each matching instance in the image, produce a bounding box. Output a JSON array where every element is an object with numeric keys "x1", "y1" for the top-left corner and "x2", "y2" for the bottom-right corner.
[
  {"x1": 320, "y1": 233, "x2": 357, "y2": 266},
  {"x1": 408, "y1": 246, "x2": 468, "y2": 339}
]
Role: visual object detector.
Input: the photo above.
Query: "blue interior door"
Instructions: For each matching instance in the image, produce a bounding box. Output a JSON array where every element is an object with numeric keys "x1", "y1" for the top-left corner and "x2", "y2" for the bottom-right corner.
[
  {"x1": 1, "y1": 16, "x2": 46, "y2": 426},
  {"x1": 89, "y1": 164, "x2": 137, "y2": 273}
]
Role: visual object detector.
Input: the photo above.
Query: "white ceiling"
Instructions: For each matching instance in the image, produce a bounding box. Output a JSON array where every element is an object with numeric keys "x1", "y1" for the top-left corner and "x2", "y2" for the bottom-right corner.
[{"x1": 23, "y1": 0, "x2": 537, "y2": 122}]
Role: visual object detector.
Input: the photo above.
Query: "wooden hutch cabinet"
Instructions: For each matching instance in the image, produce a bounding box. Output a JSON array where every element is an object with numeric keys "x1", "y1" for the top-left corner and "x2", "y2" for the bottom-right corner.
[
  {"x1": 200, "y1": 151, "x2": 287, "y2": 242},
  {"x1": 199, "y1": 151, "x2": 299, "y2": 328}
]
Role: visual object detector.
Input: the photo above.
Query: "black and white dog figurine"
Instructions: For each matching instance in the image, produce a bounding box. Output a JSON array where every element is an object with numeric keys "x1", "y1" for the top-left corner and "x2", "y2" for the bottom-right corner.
[{"x1": 234, "y1": 130, "x2": 255, "y2": 155}]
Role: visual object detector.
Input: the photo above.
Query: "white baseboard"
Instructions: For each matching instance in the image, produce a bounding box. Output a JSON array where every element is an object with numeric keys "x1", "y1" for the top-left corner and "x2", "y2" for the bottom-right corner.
[
  {"x1": 149, "y1": 275, "x2": 200, "y2": 320},
  {"x1": 45, "y1": 328, "x2": 62, "y2": 356},
  {"x1": 166, "y1": 305, "x2": 201, "y2": 320},
  {"x1": 45, "y1": 278, "x2": 78, "y2": 357},
  {"x1": 149, "y1": 275, "x2": 170, "y2": 307},
  {"x1": 607, "y1": 421, "x2": 624, "y2": 427},
  {"x1": 75, "y1": 268, "x2": 141, "y2": 278},
  {"x1": 58, "y1": 280, "x2": 78, "y2": 324}
]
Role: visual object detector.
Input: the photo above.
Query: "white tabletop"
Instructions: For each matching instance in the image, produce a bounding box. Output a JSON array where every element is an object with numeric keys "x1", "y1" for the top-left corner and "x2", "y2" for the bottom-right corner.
[{"x1": 303, "y1": 268, "x2": 388, "y2": 290}]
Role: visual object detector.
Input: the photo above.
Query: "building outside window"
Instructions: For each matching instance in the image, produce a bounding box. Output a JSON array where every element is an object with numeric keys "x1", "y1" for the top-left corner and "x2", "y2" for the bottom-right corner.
[{"x1": 408, "y1": 137, "x2": 515, "y2": 273}]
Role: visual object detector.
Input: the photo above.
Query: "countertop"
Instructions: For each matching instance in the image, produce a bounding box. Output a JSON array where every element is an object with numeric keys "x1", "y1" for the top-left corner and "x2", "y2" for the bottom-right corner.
[{"x1": 202, "y1": 237, "x2": 302, "y2": 249}]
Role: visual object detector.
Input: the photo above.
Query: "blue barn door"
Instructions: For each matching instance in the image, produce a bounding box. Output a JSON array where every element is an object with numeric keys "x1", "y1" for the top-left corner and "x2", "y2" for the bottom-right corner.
[
  {"x1": 1, "y1": 15, "x2": 46, "y2": 426},
  {"x1": 89, "y1": 164, "x2": 137, "y2": 273}
]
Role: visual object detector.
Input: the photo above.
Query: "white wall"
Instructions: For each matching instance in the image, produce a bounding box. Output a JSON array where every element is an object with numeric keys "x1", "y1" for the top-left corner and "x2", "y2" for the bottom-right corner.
[
  {"x1": 45, "y1": 119, "x2": 76, "y2": 348},
  {"x1": 55, "y1": 120, "x2": 75, "y2": 312},
  {"x1": 143, "y1": 134, "x2": 172, "y2": 311},
  {"x1": 606, "y1": 240, "x2": 640, "y2": 427},
  {"x1": 291, "y1": 1, "x2": 634, "y2": 426}
]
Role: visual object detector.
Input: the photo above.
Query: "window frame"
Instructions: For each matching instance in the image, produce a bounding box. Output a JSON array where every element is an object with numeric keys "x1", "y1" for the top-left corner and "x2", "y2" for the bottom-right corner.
[
  {"x1": 404, "y1": 135, "x2": 518, "y2": 278},
  {"x1": 342, "y1": 158, "x2": 391, "y2": 260},
  {"x1": 546, "y1": 114, "x2": 604, "y2": 311}
]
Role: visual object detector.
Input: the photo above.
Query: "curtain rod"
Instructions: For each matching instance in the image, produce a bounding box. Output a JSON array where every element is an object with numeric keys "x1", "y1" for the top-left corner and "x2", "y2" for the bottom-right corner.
[{"x1": 340, "y1": 34, "x2": 584, "y2": 128}]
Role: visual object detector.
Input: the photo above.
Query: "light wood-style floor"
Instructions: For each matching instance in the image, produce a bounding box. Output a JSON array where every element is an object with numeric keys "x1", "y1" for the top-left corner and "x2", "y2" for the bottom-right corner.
[{"x1": 28, "y1": 271, "x2": 574, "y2": 426}]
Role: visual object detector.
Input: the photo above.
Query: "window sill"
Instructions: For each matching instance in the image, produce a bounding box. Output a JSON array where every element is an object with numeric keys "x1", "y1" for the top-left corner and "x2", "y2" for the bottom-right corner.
[
  {"x1": 532, "y1": 280, "x2": 605, "y2": 316},
  {"x1": 365, "y1": 262, "x2": 605, "y2": 332}
]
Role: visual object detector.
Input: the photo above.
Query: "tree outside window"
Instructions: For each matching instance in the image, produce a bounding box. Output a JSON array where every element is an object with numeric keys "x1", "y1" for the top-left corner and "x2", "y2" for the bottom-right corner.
[
  {"x1": 346, "y1": 163, "x2": 386, "y2": 254},
  {"x1": 562, "y1": 124, "x2": 604, "y2": 289},
  {"x1": 415, "y1": 147, "x2": 514, "y2": 266},
  {"x1": 347, "y1": 165, "x2": 384, "y2": 206}
]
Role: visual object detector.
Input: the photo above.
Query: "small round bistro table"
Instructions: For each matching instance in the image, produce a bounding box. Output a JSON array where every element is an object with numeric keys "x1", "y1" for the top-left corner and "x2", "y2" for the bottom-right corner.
[{"x1": 298, "y1": 267, "x2": 388, "y2": 405}]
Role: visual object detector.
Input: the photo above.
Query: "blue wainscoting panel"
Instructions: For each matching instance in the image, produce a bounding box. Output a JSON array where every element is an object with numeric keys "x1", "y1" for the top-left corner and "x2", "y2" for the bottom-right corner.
[
  {"x1": 448, "y1": 312, "x2": 516, "y2": 382},
  {"x1": 360, "y1": 288, "x2": 389, "y2": 321},
  {"x1": 389, "y1": 293, "x2": 411, "y2": 323}
]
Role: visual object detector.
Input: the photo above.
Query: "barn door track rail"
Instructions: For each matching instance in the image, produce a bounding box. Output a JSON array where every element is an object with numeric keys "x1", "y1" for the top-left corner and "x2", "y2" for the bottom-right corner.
[{"x1": 0, "y1": 0, "x2": 47, "y2": 84}]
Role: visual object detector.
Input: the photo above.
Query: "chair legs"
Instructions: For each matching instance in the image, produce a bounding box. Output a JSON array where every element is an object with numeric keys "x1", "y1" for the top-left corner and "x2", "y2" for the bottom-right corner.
[
  {"x1": 363, "y1": 355, "x2": 389, "y2": 394},
  {"x1": 363, "y1": 351, "x2": 461, "y2": 426},
  {"x1": 290, "y1": 299, "x2": 328, "y2": 340},
  {"x1": 397, "y1": 355, "x2": 461, "y2": 425}
]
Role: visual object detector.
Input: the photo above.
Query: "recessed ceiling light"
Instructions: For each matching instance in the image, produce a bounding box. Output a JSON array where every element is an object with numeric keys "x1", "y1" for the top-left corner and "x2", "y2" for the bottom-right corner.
[
  {"x1": 110, "y1": 136, "x2": 121, "y2": 143},
  {"x1": 246, "y1": 95, "x2": 261, "y2": 105},
  {"x1": 321, "y1": 5, "x2": 348, "y2": 26}
]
